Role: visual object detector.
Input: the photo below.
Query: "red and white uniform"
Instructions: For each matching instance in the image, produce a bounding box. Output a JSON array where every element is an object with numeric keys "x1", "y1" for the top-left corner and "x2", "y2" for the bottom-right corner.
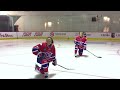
[
  {"x1": 32, "y1": 42, "x2": 56, "y2": 78},
  {"x1": 32, "y1": 42, "x2": 56, "y2": 61},
  {"x1": 74, "y1": 35, "x2": 87, "y2": 49}
]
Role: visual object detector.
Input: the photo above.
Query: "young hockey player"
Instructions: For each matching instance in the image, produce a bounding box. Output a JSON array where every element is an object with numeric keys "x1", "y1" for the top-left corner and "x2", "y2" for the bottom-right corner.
[
  {"x1": 32, "y1": 37, "x2": 57, "y2": 79},
  {"x1": 74, "y1": 32, "x2": 87, "y2": 57}
]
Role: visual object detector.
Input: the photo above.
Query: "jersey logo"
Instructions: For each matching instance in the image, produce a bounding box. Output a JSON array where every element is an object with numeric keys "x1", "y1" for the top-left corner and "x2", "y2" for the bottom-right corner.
[{"x1": 44, "y1": 48, "x2": 46, "y2": 51}]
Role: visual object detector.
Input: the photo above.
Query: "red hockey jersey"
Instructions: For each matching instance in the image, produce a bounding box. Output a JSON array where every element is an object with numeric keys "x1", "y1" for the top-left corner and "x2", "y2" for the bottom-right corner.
[
  {"x1": 75, "y1": 35, "x2": 87, "y2": 44},
  {"x1": 32, "y1": 42, "x2": 56, "y2": 61}
]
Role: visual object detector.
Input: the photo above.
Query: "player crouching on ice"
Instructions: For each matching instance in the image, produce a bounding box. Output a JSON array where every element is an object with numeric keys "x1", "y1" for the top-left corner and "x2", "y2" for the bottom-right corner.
[
  {"x1": 74, "y1": 32, "x2": 87, "y2": 57},
  {"x1": 32, "y1": 37, "x2": 57, "y2": 79}
]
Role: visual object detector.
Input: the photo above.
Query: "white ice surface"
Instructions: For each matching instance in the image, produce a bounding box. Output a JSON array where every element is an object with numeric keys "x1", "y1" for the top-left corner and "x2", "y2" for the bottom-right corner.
[{"x1": 0, "y1": 39, "x2": 120, "y2": 79}]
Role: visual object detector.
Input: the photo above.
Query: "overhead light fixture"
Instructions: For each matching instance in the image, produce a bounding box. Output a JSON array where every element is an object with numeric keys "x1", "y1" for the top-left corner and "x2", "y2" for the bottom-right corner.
[
  {"x1": 48, "y1": 22, "x2": 52, "y2": 27},
  {"x1": 103, "y1": 16, "x2": 110, "y2": 22},
  {"x1": 44, "y1": 22, "x2": 47, "y2": 29},
  {"x1": 57, "y1": 22, "x2": 59, "y2": 24}
]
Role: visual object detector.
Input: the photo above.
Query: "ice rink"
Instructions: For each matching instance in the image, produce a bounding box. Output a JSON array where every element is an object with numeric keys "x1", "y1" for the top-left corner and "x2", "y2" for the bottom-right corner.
[{"x1": 0, "y1": 39, "x2": 120, "y2": 79}]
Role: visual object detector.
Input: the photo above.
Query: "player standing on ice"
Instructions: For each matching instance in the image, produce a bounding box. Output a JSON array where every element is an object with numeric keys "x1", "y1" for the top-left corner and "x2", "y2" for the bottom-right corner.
[
  {"x1": 74, "y1": 32, "x2": 87, "y2": 57},
  {"x1": 32, "y1": 37, "x2": 57, "y2": 79}
]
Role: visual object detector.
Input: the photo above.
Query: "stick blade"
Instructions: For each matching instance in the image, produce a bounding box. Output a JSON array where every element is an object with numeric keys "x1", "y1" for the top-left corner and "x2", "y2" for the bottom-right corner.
[
  {"x1": 98, "y1": 56, "x2": 102, "y2": 58},
  {"x1": 67, "y1": 68, "x2": 74, "y2": 70}
]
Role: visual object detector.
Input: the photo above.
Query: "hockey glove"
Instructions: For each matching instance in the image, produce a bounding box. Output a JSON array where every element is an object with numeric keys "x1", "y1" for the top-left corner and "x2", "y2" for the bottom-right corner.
[{"x1": 52, "y1": 59, "x2": 57, "y2": 66}]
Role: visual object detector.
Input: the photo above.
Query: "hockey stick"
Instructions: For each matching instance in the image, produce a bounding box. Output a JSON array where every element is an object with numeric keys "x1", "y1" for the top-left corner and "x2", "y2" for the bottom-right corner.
[
  {"x1": 86, "y1": 49, "x2": 102, "y2": 58},
  {"x1": 57, "y1": 64, "x2": 74, "y2": 70}
]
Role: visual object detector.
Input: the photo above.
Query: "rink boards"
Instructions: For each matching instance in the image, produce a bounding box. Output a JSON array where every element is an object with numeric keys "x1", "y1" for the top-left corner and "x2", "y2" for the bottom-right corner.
[{"x1": 0, "y1": 32, "x2": 120, "y2": 41}]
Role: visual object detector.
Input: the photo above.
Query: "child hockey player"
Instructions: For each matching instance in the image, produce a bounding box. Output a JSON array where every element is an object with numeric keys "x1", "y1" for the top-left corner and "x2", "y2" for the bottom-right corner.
[
  {"x1": 74, "y1": 32, "x2": 87, "y2": 57},
  {"x1": 32, "y1": 37, "x2": 57, "y2": 79}
]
